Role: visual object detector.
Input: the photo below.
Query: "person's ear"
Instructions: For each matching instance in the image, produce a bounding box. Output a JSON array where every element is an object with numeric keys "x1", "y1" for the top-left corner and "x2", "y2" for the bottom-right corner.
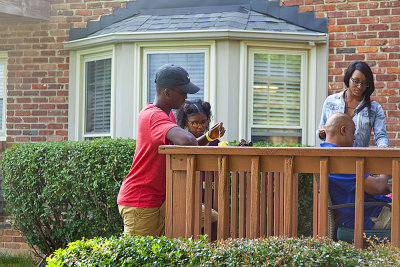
[{"x1": 340, "y1": 125, "x2": 346, "y2": 136}]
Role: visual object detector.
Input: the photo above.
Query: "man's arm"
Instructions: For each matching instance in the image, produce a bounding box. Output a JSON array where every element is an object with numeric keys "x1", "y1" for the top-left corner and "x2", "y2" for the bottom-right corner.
[
  {"x1": 166, "y1": 126, "x2": 198, "y2": 146},
  {"x1": 364, "y1": 174, "x2": 391, "y2": 195}
]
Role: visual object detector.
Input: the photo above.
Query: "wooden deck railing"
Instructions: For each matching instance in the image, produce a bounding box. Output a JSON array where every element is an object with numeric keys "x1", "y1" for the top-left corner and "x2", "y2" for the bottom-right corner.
[{"x1": 159, "y1": 146, "x2": 400, "y2": 249}]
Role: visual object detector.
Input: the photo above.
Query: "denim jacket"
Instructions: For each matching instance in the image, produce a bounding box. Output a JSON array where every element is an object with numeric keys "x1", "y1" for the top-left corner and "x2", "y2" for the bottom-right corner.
[{"x1": 319, "y1": 91, "x2": 389, "y2": 147}]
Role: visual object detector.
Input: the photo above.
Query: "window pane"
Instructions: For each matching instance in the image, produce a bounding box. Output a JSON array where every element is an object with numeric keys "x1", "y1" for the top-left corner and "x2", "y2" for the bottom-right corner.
[
  {"x1": 251, "y1": 53, "x2": 302, "y2": 143},
  {"x1": 85, "y1": 58, "x2": 111, "y2": 134},
  {"x1": 148, "y1": 53, "x2": 204, "y2": 103}
]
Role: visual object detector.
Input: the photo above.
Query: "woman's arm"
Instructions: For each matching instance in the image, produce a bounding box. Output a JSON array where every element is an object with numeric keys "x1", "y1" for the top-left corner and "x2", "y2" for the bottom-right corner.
[
  {"x1": 317, "y1": 99, "x2": 329, "y2": 140},
  {"x1": 373, "y1": 104, "x2": 389, "y2": 148}
]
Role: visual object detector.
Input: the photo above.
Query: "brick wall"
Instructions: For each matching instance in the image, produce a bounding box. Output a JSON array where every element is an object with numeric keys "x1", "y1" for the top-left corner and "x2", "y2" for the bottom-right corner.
[
  {"x1": 0, "y1": 0, "x2": 130, "y2": 255},
  {"x1": 282, "y1": 0, "x2": 400, "y2": 147},
  {"x1": 0, "y1": 0, "x2": 129, "y2": 148}
]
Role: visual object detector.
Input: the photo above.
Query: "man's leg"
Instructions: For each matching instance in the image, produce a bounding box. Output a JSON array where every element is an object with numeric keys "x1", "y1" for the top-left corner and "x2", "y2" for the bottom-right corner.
[{"x1": 118, "y1": 202, "x2": 165, "y2": 236}]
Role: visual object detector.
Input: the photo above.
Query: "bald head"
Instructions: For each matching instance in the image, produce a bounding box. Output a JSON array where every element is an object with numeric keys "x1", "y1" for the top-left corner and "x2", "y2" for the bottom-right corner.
[{"x1": 324, "y1": 112, "x2": 356, "y2": 147}]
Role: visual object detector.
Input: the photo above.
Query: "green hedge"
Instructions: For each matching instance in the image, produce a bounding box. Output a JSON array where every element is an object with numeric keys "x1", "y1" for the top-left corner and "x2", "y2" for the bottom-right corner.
[
  {"x1": 0, "y1": 139, "x2": 313, "y2": 258},
  {"x1": 46, "y1": 235, "x2": 400, "y2": 266},
  {"x1": 0, "y1": 138, "x2": 136, "y2": 257}
]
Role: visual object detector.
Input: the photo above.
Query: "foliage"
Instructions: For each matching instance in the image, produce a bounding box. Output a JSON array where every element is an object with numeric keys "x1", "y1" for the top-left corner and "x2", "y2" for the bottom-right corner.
[
  {"x1": 0, "y1": 253, "x2": 38, "y2": 267},
  {"x1": 46, "y1": 235, "x2": 400, "y2": 266},
  {"x1": 0, "y1": 138, "x2": 135, "y2": 258}
]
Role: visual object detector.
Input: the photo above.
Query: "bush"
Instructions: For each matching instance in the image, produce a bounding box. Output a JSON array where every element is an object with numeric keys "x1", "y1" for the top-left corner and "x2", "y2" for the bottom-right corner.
[
  {"x1": 0, "y1": 138, "x2": 135, "y2": 257},
  {"x1": 46, "y1": 235, "x2": 400, "y2": 266}
]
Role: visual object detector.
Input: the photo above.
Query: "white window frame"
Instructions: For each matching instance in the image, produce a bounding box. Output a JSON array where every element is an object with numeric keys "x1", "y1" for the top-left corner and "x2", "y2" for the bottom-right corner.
[
  {"x1": 0, "y1": 52, "x2": 7, "y2": 140},
  {"x1": 239, "y1": 41, "x2": 312, "y2": 145},
  {"x1": 134, "y1": 41, "x2": 216, "y2": 116},
  {"x1": 75, "y1": 46, "x2": 115, "y2": 140}
]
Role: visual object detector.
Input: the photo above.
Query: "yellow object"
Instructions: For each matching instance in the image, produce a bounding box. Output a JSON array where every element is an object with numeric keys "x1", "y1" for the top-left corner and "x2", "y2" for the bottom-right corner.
[{"x1": 218, "y1": 141, "x2": 228, "y2": 146}]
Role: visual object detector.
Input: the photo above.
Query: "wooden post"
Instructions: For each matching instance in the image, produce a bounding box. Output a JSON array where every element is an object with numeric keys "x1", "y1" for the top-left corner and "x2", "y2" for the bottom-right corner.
[
  {"x1": 392, "y1": 159, "x2": 400, "y2": 247},
  {"x1": 319, "y1": 158, "x2": 329, "y2": 237},
  {"x1": 250, "y1": 157, "x2": 260, "y2": 238},
  {"x1": 217, "y1": 155, "x2": 229, "y2": 239},
  {"x1": 284, "y1": 157, "x2": 294, "y2": 237},
  {"x1": 354, "y1": 158, "x2": 365, "y2": 249}
]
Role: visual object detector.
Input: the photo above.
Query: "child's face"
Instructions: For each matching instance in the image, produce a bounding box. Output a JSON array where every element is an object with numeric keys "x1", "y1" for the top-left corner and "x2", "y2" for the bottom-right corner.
[{"x1": 186, "y1": 113, "x2": 209, "y2": 138}]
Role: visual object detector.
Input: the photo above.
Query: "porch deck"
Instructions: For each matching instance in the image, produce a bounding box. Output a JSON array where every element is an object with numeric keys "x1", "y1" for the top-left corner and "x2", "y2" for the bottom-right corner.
[{"x1": 159, "y1": 146, "x2": 400, "y2": 249}]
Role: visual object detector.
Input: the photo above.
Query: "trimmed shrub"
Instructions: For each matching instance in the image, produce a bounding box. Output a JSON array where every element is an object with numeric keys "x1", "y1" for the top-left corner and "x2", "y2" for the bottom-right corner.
[
  {"x1": 46, "y1": 235, "x2": 400, "y2": 266},
  {"x1": 0, "y1": 138, "x2": 135, "y2": 257}
]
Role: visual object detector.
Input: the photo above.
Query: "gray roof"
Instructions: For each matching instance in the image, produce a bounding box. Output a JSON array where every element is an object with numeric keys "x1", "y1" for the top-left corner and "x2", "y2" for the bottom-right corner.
[
  {"x1": 70, "y1": 0, "x2": 328, "y2": 41},
  {"x1": 89, "y1": 8, "x2": 316, "y2": 37}
]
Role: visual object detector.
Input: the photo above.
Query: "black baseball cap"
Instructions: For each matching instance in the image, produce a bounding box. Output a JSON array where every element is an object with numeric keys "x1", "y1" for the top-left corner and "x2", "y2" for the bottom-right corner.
[{"x1": 154, "y1": 64, "x2": 200, "y2": 94}]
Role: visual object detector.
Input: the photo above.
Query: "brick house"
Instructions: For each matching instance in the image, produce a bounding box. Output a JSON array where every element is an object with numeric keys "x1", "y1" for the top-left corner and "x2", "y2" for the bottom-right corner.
[{"x1": 0, "y1": 0, "x2": 398, "y2": 255}]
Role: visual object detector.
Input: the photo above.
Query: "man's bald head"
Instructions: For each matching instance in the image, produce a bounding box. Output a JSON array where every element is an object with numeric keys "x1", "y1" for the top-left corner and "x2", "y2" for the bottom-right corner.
[{"x1": 324, "y1": 112, "x2": 356, "y2": 147}]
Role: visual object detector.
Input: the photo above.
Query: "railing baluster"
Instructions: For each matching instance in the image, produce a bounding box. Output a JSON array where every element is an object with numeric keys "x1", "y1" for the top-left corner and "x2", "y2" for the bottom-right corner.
[
  {"x1": 267, "y1": 172, "x2": 273, "y2": 237},
  {"x1": 274, "y1": 172, "x2": 280, "y2": 235},
  {"x1": 279, "y1": 172, "x2": 284, "y2": 235},
  {"x1": 260, "y1": 172, "x2": 267, "y2": 237},
  {"x1": 231, "y1": 172, "x2": 239, "y2": 238},
  {"x1": 194, "y1": 171, "x2": 202, "y2": 238},
  {"x1": 354, "y1": 158, "x2": 365, "y2": 249},
  {"x1": 392, "y1": 159, "x2": 400, "y2": 246},
  {"x1": 185, "y1": 155, "x2": 196, "y2": 238},
  {"x1": 239, "y1": 172, "x2": 246, "y2": 238},
  {"x1": 166, "y1": 155, "x2": 173, "y2": 237},
  {"x1": 246, "y1": 172, "x2": 251, "y2": 237},
  {"x1": 250, "y1": 156, "x2": 260, "y2": 238},
  {"x1": 217, "y1": 155, "x2": 229, "y2": 239},
  {"x1": 292, "y1": 173, "x2": 298, "y2": 237},
  {"x1": 204, "y1": 171, "x2": 213, "y2": 239},
  {"x1": 319, "y1": 158, "x2": 329, "y2": 237},
  {"x1": 313, "y1": 174, "x2": 319, "y2": 237},
  {"x1": 284, "y1": 157, "x2": 294, "y2": 237}
]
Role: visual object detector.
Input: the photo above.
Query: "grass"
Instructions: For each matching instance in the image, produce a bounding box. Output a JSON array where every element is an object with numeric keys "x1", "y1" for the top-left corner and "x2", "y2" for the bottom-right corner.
[{"x1": 0, "y1": 253, "x2": 38, "y2": 267}]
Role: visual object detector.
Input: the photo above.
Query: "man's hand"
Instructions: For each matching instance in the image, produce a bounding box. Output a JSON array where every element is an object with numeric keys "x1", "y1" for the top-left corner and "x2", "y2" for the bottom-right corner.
[{"x1": 365, "y1": 174, "x2": 392, "y2": 195}]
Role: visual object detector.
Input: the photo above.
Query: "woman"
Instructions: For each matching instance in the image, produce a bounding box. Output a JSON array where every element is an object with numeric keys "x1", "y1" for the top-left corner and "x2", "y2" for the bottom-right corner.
[
  {"x1": 318, "y1": 61, "x2": 389, "y2": 147},
  {"x1": 176, "y1": 99, "x2": 224, "y2": 146}
]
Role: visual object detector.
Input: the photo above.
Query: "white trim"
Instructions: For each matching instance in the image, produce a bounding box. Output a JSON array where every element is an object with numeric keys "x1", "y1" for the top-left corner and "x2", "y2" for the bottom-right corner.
[
  {"x1": 0, "y1": 52, "x2": 6, "y2": 140},
  {"x1": 65, "y1": 30, "x2": 327, "y2": 50},
  {"x1": 75, "y1": 46, "x2": 115, "y2": 140}
]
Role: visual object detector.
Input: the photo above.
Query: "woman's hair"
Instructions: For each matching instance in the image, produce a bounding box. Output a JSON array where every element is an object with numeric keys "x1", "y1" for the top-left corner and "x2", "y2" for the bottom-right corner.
[
  {"x1": 176, "y1": 99, "x2": 212, "y2": 129},
  {"x1": 343, "y1": 61, "x2": 375, "y2": 128}
]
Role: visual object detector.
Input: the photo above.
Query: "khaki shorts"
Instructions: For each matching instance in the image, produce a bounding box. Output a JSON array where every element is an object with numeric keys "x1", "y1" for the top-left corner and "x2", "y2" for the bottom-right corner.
[
  {"x1": 118, "y1": 202, "x2": 166, "y2": 237},
  {"x1": 371, "y1": 205, "x2": 391, "y2": 230},
  {"x1": 118, "y1": 202, "x2": 218, "y2": 236}
]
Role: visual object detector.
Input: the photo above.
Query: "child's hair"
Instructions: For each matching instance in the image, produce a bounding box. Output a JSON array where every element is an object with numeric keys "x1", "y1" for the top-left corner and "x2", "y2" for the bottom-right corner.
[{"x1": 176, "y1": 99, "x2": 212, "y2": 129}]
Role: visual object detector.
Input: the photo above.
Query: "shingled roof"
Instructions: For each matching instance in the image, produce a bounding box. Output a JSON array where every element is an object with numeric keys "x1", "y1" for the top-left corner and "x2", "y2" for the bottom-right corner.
[{"x1": 70, "y1": 0, "x2": 328, "y2": 41}]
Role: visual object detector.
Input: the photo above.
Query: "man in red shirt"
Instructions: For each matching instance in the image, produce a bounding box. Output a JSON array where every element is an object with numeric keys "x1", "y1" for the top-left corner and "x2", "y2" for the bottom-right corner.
[{"x1": 117, "y1": 64, "x2": 223, "y2": 236}]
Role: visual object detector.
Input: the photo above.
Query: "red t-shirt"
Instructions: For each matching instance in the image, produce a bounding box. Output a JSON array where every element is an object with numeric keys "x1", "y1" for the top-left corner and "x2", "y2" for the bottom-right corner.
[{"x1": 117, "y1": 104, "x2": 178, "y2": 207}]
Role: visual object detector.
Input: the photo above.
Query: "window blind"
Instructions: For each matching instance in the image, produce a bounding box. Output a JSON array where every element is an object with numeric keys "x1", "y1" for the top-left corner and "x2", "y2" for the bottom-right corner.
[
  {"x1": 148, "y1": 53, "x2": 204, "y2": 103},
  {"x1": 85, "y1": 58, "x2": 111, "y2": 134},
  {"x1": 252, "y1": 53, "x2": 301, "y2": 127}
]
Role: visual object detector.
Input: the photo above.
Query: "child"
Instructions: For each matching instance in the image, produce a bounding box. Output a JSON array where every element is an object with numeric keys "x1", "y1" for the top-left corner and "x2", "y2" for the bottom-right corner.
[{"x1": 176, "y1": 99, "x2": 224, "y2": 146}]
